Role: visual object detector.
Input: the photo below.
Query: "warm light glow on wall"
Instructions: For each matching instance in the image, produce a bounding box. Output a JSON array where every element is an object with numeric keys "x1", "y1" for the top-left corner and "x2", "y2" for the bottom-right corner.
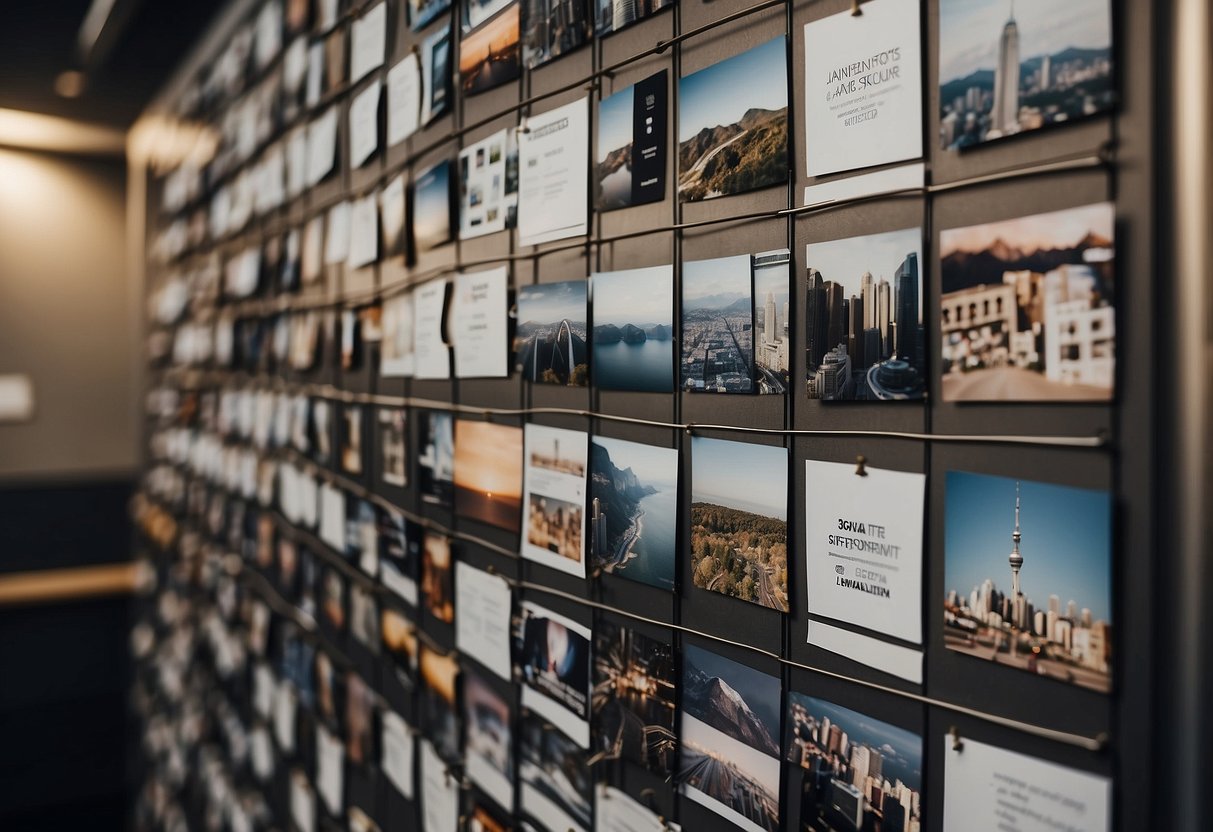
[
  {"x1": 0, "y1": 108, "x2": 124, "y2": 155},
  {"x1": 126, "y1": 115, "x2": 218, "y2": 172}
]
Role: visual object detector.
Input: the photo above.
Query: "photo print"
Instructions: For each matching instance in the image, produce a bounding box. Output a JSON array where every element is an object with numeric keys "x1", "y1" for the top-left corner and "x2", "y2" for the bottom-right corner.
[
  {"x1": 514, "y1": 280, "x2": 589, "y2": 386},
  {"x1": 422, "y1": 27, "x2": 453, "y2": 123},
  {"x1": 380, "y1": 509, "x2": 421, "y2": 605},
  {"x1": 678, "y1": 38, "x2": 788, "y2": 202},
  {"x1": 596, "y1": 71, "x2": 668, "y2": 211},
  {"x1": 459, "y1": 4, "x2": 521, "y2": 96},
  {"x1": 786, "y1": 692, "x2": 923, "y2": 832},
  {"x1": 681, "y1": 254, "x2": 754, "y2": 393},
  {"x1": 420, "y1": 646, "x2": 461, "y2": 761},
  {"x1": 522, "y1": 424, "x2": 589, "y2": 577},
  {"x1": 422, "y1": 531, "x2": 455, "y2": 624},
  {"x1": 589, "y1": 435, "x2": 678, "y2": 591},
  {"x1": 345, "y1": 499, "x2": 379, "y2": 574},
  {"x1": 459, "y1": 128, "x2": 519, "y2": 239},
  {"x1": 939, "y1": 202, "x2": 1115, "y2": 402},
  {"x1": 522, "y1": 0, "x2": 590, "y2": 69},
  {"x1": 454, "y1": 420, "x2": 524, "y2": 533},
  {"x1": 944, "y1": 471, "x2": 1112, "y2": 693},
  {"x1": 594, "y1": 0, "x2": 671, "y2": 36},
  {"x1": 411, "y1": 0, "x2": 452, "y2": 31},
  {"x1": 376, "y1": 407, "x2": 408, "y2": 488},
  {"x1": 591, "y1": 265, "x2": 674, "y2": 393},
  {"x1": 380, "y1": 293, "x2": 415, "y2": 378},
  {"x1": 321, "y1": 566, "x2": 347, "y2": 631},
  {"x1": 311, "y1": 398, "x2": 332, "y2": 463},
  {"x1": 806, "y1": 228, "x2": 925, "y2": 401},
  {"x1": 463, "y1": 670, "x2": 515, "y2": 812},
  {"x1": 345, "y1": 671, "x2": 376, "y2": 768},
  {"x1": 939, "y1": 0, "x2": 1114, "y2": 150},
  {"x1": 679, "y1": 645, "x2": 781, "y2": 832},
  {"x1": 591, "y1": 620, "x2": 677, "y2": 776},
  {"x1": 690, "y1": 436, "x2": 789, "y2": 612},
  {"x1": 515, "y1": 601, "x2": 592, "y2": 746},
  {"x1": 412, "y1": 159, "x2": 455, "y2": 253},
  {"x1": 315, "y1": 650, "x2": 342, "y2": 725},
  {"x1": 419, "y1": 410, "x2": 455, "y2": 505},
  {"x1": 340, "y1": 405, "x2": 365, "y2": 475},
  {"x1": 350, "y1": 582, "x2": 380, "y2": 653},
  {"x1": 381, "y1": 607, "x2": 418, "y2": 680},
  {"x1": 753, "y1": 249, "x2": 791, "y2": 394},
  {"x1": 520, "y1": 714, "x2": 593, "y2": 832}
]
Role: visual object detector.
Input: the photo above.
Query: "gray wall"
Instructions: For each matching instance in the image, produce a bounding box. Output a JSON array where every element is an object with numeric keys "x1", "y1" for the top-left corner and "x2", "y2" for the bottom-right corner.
[{"x1": 0, "y1": 147, "x2": 139, "y2": 480}]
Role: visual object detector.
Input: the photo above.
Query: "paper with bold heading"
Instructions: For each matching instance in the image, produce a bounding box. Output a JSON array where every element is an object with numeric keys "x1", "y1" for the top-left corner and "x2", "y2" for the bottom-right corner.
[
  {"x1": 805, "y1": 459, "x2": 925, "y2": 644},
  {"x1": 517, "y1": 97, "x2": 590, "y2": 245},
  {"x1": 596, "y1": 784, "x2": 680, "y2": 832},
  {"x1": 381, "y1": 711, "x2": 416, "y2": 799},
  {"x1": 349, "y1": 2, "x2": 387, "y2": 84},
  {"x1": 348, "y1": 193, "x2": 379, "y2": 269},
  {"x1": 349, "y1": 79, "x2": 382, "y2": 168},
  {"x1": 521, "y1": 424, "x2": 588, "y2": 577},
  {"x1": 421, "y1": 740, "x2": 460, "y2": 832},
  {"x1": 454, "y1": 561, "x2": 513, "y2": 680},
  {"x1": 944, "y1": 737, "x2": 1111, "y2": 832},
  {"x1": 316, "y1": 724, "x2": 345, "y2": 816},
  {"x1": 451, "y1": 267, "x2": 509, "y2": 378},
  {"x1": 412, "y1": 278, "x2": 450, "y2": 380},
  {"x1": 387, "y1": 54, "x2": 422, "y2": 146},
  {"x1": 803, "y1": 0, "x2": 923, "y2": 177},
  {"x1": 306, "y1": 108, "x2": 338, "y2": 186}
]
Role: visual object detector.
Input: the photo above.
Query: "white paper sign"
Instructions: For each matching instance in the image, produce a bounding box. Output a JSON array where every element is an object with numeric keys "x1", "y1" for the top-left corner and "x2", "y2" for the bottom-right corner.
[
  {"x1": 412, "y1": 278, "x2": 450, "y2": 380},
  {"x1": 421, "y1": 740, "x2": 459, "y2": 832},
  {"x1": 944, "y1": 737, "x2": 1111, "y2": 832},
  {"x1": 306, "y1": 108, "x2": 338, "y2": 186},
  {"x1": 521, "y1": 424, "x2": 588, "y2": 577},
  {"x1": 381, "y1": 711, "x2": 416, "y2": 799},
  {"x1": 805, "y1": 459, "x2": 925, "y2": 644},
  {"x1": 451, "y1": 267, "x2": 509, "y2": 378},
  {"x1": 316, "y1": 725, "x2": 345, "y2": 816},
  {"x1": 349, "y1": 79, "x2": 382, "y2": 168},
  {"x1": 350, "y1": 2, "x2": 387, "y2": 84},
  {"x1": 803, "y1": 0, "x2": 923, "y2": 177},
  {"x1": 518, "y1": 97, "x2": 589, "y2": 246},
  {"x1": 387, "y1": 54, "x2": 422, "y2": 146},
  {"x1": 596, "y1": 784, "x2": 679, "y2": 832},
  {"x1": 454, "y1": 561, "x2": 513, "y2": 680},
  {"x1": 319, "y1": 483, "x2": 346, "y2": 551},
  {"x1": 290, "y1": 771, "x2": 316, "y2": 832},
  {"x1": 274, "y1": 684, "x2": 298, "y2": 752},
  {"x1": 324, "y1": 201, "x2": 352, "y2": 265},
  {"x1": 348, "y1": 193, "x2": 379, "y2": 268},
  {"x1": 381, "y1": 292, "x2": 416, "y2": 378}
]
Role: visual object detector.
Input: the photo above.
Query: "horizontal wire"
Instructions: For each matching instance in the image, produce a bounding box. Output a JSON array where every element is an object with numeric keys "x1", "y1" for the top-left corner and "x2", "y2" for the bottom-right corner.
[
  {"x1": 156, "y1": 432, "x2": 1110, "y2": 753},
  {"x1": 159, "y1": 370, "x2": 1110, "y2": 449}
]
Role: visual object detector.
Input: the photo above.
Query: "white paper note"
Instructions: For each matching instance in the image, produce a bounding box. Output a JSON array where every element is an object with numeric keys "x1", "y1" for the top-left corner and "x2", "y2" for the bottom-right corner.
[
  {"x1": 349, "y1": 79, "x2": 382, "y2": 168},
  {"x1": 421, "y1": 740, "x2": 459, "y2": 832},
  {"x1": 596, "y1": 784, "x2": 678, "y2": 832},
  {"x1": 324, "y1": 201, "x2": 352, "y2": 265},
  {"x1": 387, "y1": 54, "x2": 422, "y2": 146},
  {"x1": 518, "y1": 97, "x2": 589, "y2": 246},
  {"x1": 319, "y1": 483, "x2": 346, "y2": 551},
  {"x1": 349, "y1": 2, "x2": 387, "y2": 84},
  {"x1": 316, "y1": 724, "x2": 345, "y2": 816},
  {"x1": 412, "y1": 278, "x2": 450, "y2": 380},
  {"x1": 381, "y1": 711, "x2": 416, "y2": 799},
  {"x1": 348, "y1": 193, "x2": 379, "y2": 269},
  {"x1": 306, "y1": 108, "x2": 338, "y2": 186},
  {"x1": 451, "y1": 267, "x2": 509, "y2": 378},
  {"x1": 454, "y1": 561, "x2": 513, "y2": 680}
]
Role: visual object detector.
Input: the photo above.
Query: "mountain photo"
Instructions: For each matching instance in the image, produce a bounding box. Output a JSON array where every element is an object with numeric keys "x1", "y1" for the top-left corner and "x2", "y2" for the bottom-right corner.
[{"x1": 678, "y1": 38, "x2": 788, "y2": 202}]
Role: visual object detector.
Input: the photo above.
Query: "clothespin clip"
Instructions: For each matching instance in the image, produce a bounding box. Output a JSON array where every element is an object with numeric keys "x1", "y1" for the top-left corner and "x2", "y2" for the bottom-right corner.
[
  {"x1": 855, "y1": 455, "x2": 868, "y2": 477},
  {"x1": 949, "y1": 725, "x2": 963, "y2": 752}
]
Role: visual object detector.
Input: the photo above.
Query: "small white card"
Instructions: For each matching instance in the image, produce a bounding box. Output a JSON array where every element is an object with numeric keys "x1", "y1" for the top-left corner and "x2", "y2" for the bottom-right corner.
[
  {"x1": 290, "y1": 771, "x2": 316, "y2": 832},
  {"x1": 412, "y1": 278, "x2": 450, "y2": 380},
  {"x1": 348, "y1": 193, "x2": 379, "y2": 269},
  {"x1": 324, "y1": 201, "x2": 352, "y2": 265},
  {"x1": 454, "y1": 561, "x2": 513, "y2": 680},
  {"x1": 944, "y1": 737, "x2": 1111, "y2": 832},
  {"x1": 316, "y1": 724, "x2": 345, "y2": 816},
  {"x1": 421, "y1": 740, "x2": 460, "y2": 832},
  {"x1": 381, "y1": 711, "x2": 416, "y2": 799},
  {"x1": 306, "y1": 107, "x2": 338, "y2": 186},
  {"x1": 452, "y1": 267, "x2": 509, "y2": 378},
  {"x1": 518, "y1": 97, "x2": 590, "y2": 246},
  {"x1": 596, "y1": 784, "x2": 679, "y2": 832},
  {"x1": 319, "y1": 483, "x2": 346, "y2": 551},
  {"x1": 387, "y1": 54, "x2": 422, "y2": 146},
  {"x1": 350, "y1": 2, "x2": 387, "y2": 84},
  {"x1": 349, "y1": 79, "x2": 382, "y2": 168}
]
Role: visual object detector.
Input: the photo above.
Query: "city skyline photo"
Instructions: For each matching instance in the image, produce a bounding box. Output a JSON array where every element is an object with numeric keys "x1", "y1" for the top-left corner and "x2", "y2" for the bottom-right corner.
[{"x1": 682, "y1": 254, "x2": 755, "y2": 394}]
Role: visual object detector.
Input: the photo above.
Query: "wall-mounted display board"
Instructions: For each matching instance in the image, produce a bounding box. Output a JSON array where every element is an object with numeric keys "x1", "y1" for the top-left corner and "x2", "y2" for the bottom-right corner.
[{"x1": 127, "y1": 0, "x2": 1160, "y2": 831}]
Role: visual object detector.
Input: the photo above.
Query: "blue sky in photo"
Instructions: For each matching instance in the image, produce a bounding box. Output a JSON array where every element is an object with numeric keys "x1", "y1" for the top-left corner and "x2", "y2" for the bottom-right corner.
[
  {"x1": 940, "y1": 0, "x2": 1112, "y2": 84},
  {"x1": 944, "y1": 470, "x2": 1112, "y2": 621},
  {"x1": 806, "y1": 227, "x2": 923, "y2": 306},
  {"x1": 592, "y1": 265, "x2": 672, "y2": 328},
  {"x1": 597, "y1": 83, "x2": 633, "y2": 161},
  {"x1": 684, "y1": 644, "x2": 781, "y2": 741},
  {"x1": 788, "y1": 692, "x2": 923, "y2": 790},
  {"x1": 678, "y1": 37, "x2": 787, "y2": 143},
  {"x1": 591, "y1": 435, "x2": 678, "y2": 489},
  {"x1": 517, "y1": 280, "x2": 588, "y2": 324},
  {"x1": 691, "y1": 436, "x2": 787, "y2": 521}
]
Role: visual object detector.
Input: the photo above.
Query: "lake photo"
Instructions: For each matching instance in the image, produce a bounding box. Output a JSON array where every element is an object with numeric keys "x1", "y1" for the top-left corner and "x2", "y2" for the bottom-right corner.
[{"x1": 591, "y1": 265, "x2": 674, "y2": 392}]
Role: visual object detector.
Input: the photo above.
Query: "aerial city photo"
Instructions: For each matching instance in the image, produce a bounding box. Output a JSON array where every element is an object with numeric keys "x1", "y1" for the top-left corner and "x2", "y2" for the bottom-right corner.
[
  {"x1": 943, "y1": 471, "x2": 1113, "y2": 694},
  {"x1": 682, "y1": 254, "x2": 756, "y2": 394},
  {"x1": 805, "y1": 229, "x2": 924, "y2": 401},
  {"x1": 939, "y1": 0, "x2": 1114, "y2": 149},
  {"x1": 786, "y1": 693, "x2": 924, "y2": 832}
]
